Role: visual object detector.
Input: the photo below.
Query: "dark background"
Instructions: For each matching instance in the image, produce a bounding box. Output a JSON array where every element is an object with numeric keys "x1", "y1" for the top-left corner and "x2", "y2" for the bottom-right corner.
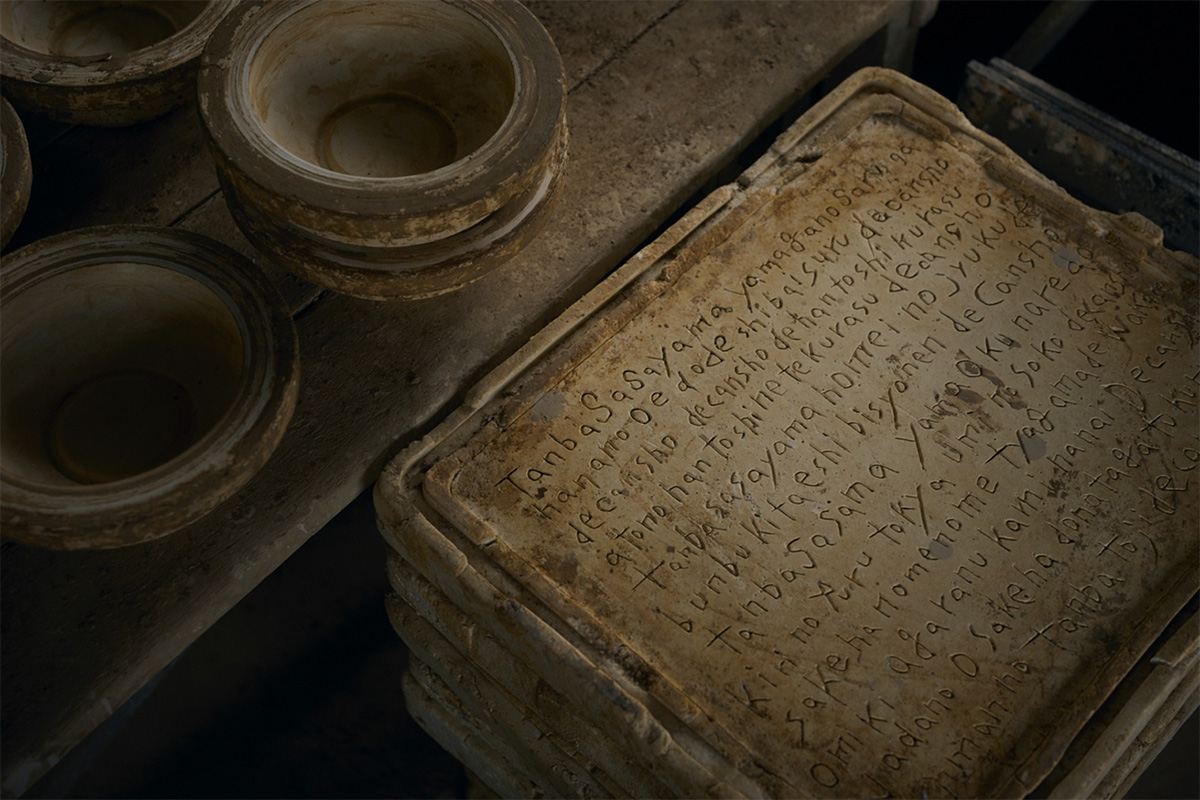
[{"x1": 21, "y1": 2, "x2": 1200, "y2": 798}]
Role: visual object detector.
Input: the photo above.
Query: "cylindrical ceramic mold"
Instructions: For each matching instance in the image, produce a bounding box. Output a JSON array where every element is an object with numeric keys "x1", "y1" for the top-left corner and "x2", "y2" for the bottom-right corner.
[
  {"x1": 0, "y1": 226, "x2": 300, "y2": 549},
  {"x1": 0, "y1": 0, "x2": 234, "y2": 126},
  {"x1": 198, "y1": 0, "x2": 568, "y2": 300},
  {"x1": 1, "y1": 97, "x2": 32, "y2": 248}
]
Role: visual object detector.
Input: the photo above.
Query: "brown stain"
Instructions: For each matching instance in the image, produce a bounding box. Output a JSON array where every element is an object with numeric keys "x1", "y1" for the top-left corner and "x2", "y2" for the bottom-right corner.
[
  {"x1": 534, "y1": 548, "x2": 580, "y2": 596},
  {"x1": 940, "y1": 386, "x2": 1002, "y2": 431},
  {"x1": 954, "y1": 387, "x2": 985, "y2": 405},
  {"x1": 611, "y1": 645, "x2": 655, "y2": 692},
  {"x1": 1041, "y1": 479, "x2": 1070, "y2": 496},
  {"x1": 952, "y1": 349, "x2": 1030, "y2": 413}
]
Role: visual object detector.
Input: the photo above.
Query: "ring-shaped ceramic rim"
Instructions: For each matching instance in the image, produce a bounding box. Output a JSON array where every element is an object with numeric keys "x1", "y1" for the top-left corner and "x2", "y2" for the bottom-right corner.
[
  {"x1": 1, "y1": 97, "x2": 32, "y2": 248},
  {"x1": 198, "y1": 0, "x2": 565, "y2": 223},
  {"x1": 0, "y1": 1, "x2": 234, "y2": 88},
  {"x1": 0, "y1": 226, "x2": 299, "y2": 545}
]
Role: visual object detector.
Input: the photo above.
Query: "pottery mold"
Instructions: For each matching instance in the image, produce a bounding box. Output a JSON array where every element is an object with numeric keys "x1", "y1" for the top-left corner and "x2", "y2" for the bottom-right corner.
[
  {"x1": 0, "y1": 0, "x2": 234, "y2": 126},
  {"x1": 0, "y1": 226, "x2": 300, "y2": 549},
  {"x1": 1, "y1": 97, "x2": 31, "y2": 248},
  {"x1": 198, "y1": 0, "x2": 569, "y2": 300}
]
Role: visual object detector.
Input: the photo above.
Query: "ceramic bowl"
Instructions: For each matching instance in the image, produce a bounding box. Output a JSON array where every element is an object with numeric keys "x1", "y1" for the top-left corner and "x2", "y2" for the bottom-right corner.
[
  {"x1": 0, "y1": 0, "x2": 234, "y2": 126},
  {"x1": 0, "y1": 226, "x2": 299, "y2": 549},
  {"x1": 1, "y1": 96, "x2": 32, "y2": 248},
  {"x1": 198, "y1": 0, "x2": 568, "y2": 300}
]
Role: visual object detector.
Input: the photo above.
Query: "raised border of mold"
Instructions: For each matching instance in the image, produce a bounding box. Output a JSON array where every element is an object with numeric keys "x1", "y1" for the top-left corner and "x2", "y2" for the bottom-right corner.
[
  {"x1": 197, "y1": 0, "x2": 568, "y2": 300},
  {"x1": 0, "y1": 0, "x2": 235, "y2": 126},
  {"x1": 0, "y1": 226, "x2": 299, "y2": 549}
]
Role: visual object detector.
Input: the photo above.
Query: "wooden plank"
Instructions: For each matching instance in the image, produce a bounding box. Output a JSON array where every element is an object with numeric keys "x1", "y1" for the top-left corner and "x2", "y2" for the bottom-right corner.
[
  {"x1": 0, "y1": 2, "x2": 909, "y2": 795},
  {"x1": 5, "y1": 105, "x2": 221, "y2": 251},
  {"x1": 173, "y1": 192, "x2": 324, "y2": 315}
]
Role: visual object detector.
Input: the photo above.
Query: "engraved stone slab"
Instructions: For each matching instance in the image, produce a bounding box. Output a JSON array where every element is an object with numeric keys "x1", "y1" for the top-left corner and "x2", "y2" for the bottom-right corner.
[{"x1": 377, "y1": 68, "x2": 1199, "y2": 799}]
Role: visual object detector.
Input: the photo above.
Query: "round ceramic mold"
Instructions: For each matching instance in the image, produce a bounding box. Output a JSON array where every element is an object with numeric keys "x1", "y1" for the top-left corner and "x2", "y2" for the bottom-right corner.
[
  {"x1": 0, "y1": 0, "x2": 234, "y2": 126},
  {"x1": 0, "y1": 226, "x2": 300, "y2": 549},
  {"x1": 198, "y1": 0, "x2": 568, "y2": 300},
  {"x1": 1, "y1": 97, "x2": 32, "y2": 248}
]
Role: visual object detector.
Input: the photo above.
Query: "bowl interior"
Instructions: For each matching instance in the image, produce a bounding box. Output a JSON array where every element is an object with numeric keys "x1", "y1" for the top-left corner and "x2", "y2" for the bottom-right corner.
[
  {"x1": 1, "y1": 261, "x2": 245, "y2": 487},
  {"x1": 248, "y1": 1, "x2": 515, "y2": 178},
  {"x1": 0, "y1": 1, "x2": 207, "y2": 58}
]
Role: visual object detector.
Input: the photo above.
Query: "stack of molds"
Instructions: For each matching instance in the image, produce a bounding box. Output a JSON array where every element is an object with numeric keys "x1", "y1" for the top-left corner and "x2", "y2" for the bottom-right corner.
[{"x1": 375, "y1": 68, "x2": 1199, "y2": 799}]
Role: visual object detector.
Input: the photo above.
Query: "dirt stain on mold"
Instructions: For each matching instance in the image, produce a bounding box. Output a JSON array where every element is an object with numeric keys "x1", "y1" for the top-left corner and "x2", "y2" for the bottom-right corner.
[{"x1": 529, "y1": 392, "x2": 567, "y2": 421}]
